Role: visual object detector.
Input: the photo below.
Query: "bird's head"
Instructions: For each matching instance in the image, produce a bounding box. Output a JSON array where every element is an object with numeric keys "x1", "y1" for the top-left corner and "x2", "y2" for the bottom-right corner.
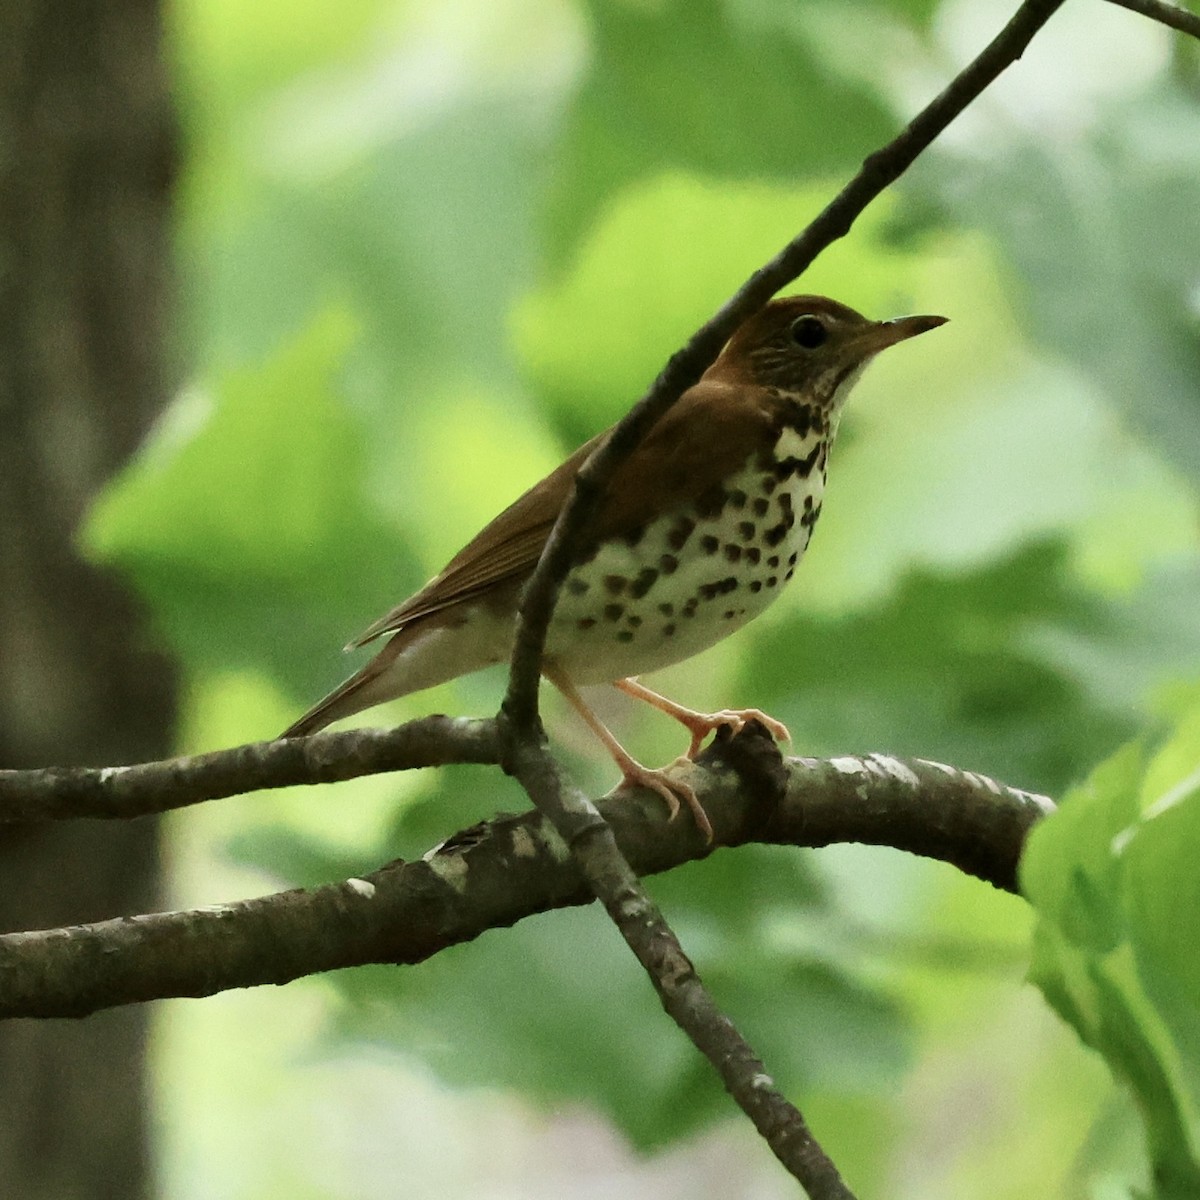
[{"x1": 709, "y1": 295, "x2": 946, "y2": 416}]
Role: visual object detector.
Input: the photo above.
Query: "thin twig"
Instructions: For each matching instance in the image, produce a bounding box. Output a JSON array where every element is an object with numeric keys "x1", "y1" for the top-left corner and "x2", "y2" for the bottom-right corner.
[
  {"x1": 1105, "y1": 0, "x2": 1200, "y2": 40},
  {"x1": 0, "y1": 738, "x2": 1051, "y2": 1017}
]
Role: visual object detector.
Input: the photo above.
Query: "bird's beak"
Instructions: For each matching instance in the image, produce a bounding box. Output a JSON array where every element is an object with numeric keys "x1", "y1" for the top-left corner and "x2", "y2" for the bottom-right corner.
[{"x1": 858, "y1": 312, "x2": 948, "y2": 354}]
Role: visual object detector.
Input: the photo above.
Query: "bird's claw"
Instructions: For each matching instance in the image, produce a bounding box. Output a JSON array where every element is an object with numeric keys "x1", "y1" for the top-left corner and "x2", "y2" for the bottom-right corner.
[
  {"x1": 679, "y1": 708, "x2": 792, "y2": 759},
  {"x1": 620, "y1": 761, "x2": 714, "y2": 843}
]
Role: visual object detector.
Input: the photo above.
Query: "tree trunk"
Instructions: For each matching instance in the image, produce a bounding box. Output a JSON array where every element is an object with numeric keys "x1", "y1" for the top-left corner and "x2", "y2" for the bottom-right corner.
[{"x1": 0, "y1": 3, "x2": 178, "y2": 1197}]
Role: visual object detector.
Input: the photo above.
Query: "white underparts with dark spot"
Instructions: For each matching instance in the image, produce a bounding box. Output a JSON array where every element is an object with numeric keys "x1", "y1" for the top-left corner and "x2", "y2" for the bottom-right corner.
[{"x1": 547, "y1": 424, "x2": 828, "y2": 684}]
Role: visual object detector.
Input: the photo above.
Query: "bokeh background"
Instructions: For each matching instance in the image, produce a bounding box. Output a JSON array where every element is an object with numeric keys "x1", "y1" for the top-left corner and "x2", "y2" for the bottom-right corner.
[{"x1": 18, "y1": 0, "x2": 1200, "y2": 1196}]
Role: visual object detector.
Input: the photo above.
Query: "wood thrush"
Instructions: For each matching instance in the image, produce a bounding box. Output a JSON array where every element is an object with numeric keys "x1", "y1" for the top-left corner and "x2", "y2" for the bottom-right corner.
[{"x1": 281, "y1": 295, "x2": 946, "y2": 838}]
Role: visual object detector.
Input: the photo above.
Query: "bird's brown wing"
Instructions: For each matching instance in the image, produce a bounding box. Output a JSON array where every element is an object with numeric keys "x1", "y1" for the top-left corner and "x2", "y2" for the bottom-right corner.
[
  {"x1": 349, "y1": 432, "x2": 607, "y2": 646},
  {"x1": 593, "y1": 378, "x2": 775, "y2": 542},
  {"x1": 350, "y1": 380, "x2": 774, "y2": 647}
]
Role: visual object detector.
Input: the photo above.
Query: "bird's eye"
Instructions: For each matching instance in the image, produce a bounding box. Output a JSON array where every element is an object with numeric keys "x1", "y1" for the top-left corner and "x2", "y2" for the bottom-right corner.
[{"x1": 790, "y1": 316, "x2": 827, "y2": 349}]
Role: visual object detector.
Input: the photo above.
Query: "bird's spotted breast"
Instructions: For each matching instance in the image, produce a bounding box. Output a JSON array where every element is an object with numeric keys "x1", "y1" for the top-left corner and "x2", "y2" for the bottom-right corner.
[{"x1": 547, "y1": 420, "x2": 828, "y2": 685}]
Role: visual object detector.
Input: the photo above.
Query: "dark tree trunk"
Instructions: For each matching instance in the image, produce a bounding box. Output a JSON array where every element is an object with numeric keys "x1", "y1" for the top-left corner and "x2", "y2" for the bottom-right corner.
[{"x1": 0, "y1": 3, "x2": 178, "y2": 1197}]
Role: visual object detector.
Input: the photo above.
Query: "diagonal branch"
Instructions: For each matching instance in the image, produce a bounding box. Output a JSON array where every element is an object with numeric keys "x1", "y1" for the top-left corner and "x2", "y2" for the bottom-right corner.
[
  {"x1": 494, "y1": 0, "x2": 1069, "y2": 1192},
  {"x1": 0, "y1": 734, "x2": 1052, "y2": 1020},
  {"x1": 502, "y1": 732, "x2": 858, "y2": 1194}
]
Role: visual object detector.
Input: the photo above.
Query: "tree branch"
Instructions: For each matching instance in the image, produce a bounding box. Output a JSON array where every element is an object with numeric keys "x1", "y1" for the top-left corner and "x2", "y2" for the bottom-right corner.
[
  {"x1": 0, "y1": 729, "x2": 1051, "y2": 1022},
  {"x1": 0, "y1": 717, "x2": 499, "y2": 822},
  {"x1": 1105, "y1": 0, "x2": 1200, "y2": 40},
  {"x1": 0, "y1": 720, "x2": 1051, "y2": 895},
  {"x1": 499, "y1": 724, "x2": 859, "y2": 1194}
]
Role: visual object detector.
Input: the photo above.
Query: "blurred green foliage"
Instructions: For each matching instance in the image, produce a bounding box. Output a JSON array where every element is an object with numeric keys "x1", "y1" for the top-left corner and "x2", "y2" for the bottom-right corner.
[
  {"x1": 88, "y1": 0, "x2": 1200, "y2": 1195},
  {"x1": 928, "y1": 88, "x2": 1200, "y2": 484},
  {"x1": 543, "y1": 0, "x2": 894, "y2": 260}
]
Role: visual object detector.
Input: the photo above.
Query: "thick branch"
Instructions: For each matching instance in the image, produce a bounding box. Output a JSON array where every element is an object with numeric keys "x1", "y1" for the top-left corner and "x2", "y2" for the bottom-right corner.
[{"x1": 0, "y1": 732, "x2": 1052, "y2": 1022}]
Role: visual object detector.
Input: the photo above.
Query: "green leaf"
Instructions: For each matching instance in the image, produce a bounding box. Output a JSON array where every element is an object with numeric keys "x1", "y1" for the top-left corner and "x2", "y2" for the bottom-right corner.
[
  {"x1": 1022, "y1": 714, "x2": 1200, "y2": 1197},
  {"x1": 1125, "y1": 715, "x2": 1200, "y2": 1107},
  {"x1": 1021, "y1": 745, "x2": 1143, "y2": 946}
]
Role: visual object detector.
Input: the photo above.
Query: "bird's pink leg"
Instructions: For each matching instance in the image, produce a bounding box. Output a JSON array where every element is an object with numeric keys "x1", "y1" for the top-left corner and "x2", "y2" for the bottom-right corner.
[
  {"x1": 545, "y1": 670, "x2": 713, "y2": 842},
  {"x1": 613, "y1": 677, "x2": 791, "y2": 759}
]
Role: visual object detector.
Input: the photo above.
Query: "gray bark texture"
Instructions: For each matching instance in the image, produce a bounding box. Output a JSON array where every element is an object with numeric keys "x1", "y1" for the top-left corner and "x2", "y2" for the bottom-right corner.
[{"x1": 0, "y1": 3, "x2": 178, "y2": 1197}]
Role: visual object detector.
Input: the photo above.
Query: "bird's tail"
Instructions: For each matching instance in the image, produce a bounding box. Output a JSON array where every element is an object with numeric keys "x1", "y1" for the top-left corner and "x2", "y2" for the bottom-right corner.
[{"x1": 278, "y1": 635, "x2": 406, "y2": 739}]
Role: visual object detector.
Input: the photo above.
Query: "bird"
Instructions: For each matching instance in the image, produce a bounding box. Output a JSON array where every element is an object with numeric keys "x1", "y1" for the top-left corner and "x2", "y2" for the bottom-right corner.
[{"x1": 281, "y1": 295, "x2": 946, "y2": 839}]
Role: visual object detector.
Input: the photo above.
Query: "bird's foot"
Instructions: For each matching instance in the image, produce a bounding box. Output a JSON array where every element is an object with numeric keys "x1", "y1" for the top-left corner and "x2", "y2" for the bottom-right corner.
[
  {"x1": 612, "y1": 679, "x2": 790, "y2": 758},
  {"x1": 676, "y1": 707, "x2": 792, "y2": 759},
  {"x1": 546, "y1": 668, "x2": 715, "y2": 841},
  {"x1": 618, "y1": 758, "x2": 713, "y2": 843}
]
